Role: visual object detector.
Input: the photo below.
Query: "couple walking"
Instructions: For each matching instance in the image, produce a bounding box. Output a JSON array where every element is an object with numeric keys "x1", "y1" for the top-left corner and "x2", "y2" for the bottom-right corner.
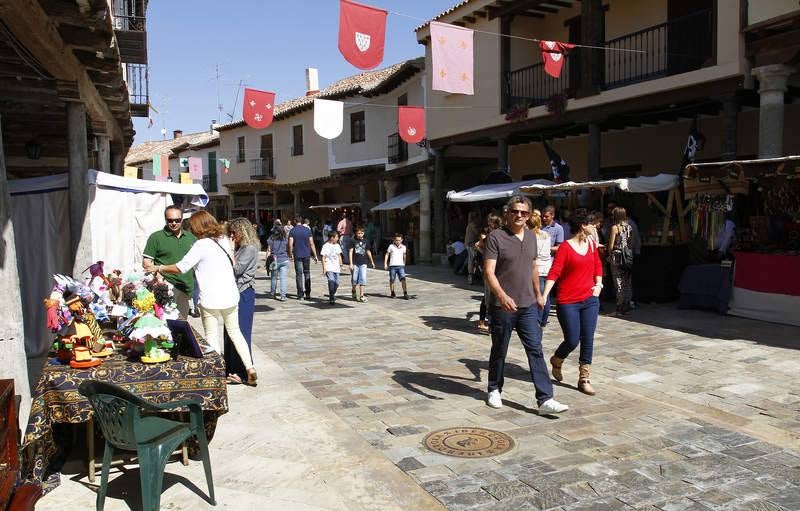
[{"x1": 483, "y1": 196, "x2": 602, "y2": 414}]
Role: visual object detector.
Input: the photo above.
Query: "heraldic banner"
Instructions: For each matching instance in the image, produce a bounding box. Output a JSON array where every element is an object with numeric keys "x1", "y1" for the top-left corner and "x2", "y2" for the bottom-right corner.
[
  {"x1": 243, "y1": 88, "x2": 276, "y2": 130},
  {"x1": 398, "y1": 106, "x2": 425, "y2": 144},
  {"x1": 338, "y1": 0, "x2": 387, "y2": 70}
]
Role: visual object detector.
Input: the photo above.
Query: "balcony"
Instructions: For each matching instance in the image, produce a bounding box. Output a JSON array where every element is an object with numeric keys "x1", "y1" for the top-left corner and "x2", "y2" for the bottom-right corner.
[
  {"x1": 388, "y1": 133, "x2": 408, "y2": 164},
  {"x1": 125, "y1": 63, "x2": 149, "y2": 117},
  {"x1": 506, "y1": 9, "x2": 715, "y2": 109},
  {"x1": 112, "y1": 0, "x2": 148, "y2": 64},
  {"x1": 250, "y1": 157, "x2": 275, "y2": 180}
]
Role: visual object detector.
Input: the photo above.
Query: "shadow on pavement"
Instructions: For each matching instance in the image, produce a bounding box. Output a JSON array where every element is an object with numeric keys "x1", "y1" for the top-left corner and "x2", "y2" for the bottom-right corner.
[
  {"x1": 391, "y1": 370, "x2": 483, "y2": 401},
  {"x1": 612, "y1": 302, "x2": 800, "y2": 349},
  {"x1": 420, "y1": 315, "x2": 479, "y2": 334},
  {"x1": 65, "y1": 463, "x2": 213, "y2": 510}
]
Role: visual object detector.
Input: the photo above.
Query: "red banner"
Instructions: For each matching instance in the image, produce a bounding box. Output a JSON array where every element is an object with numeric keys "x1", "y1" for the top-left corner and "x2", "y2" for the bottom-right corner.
[
  {"x1": 243, "y1": 88, "x2": 276, "y2": 130},
  {"x1": 398, "y1": 106, "x2": 425, "y2": 144},
  {"x1": 338, "y1": 0, "x2": 387, "y2": 70},
  {"x1": 539, "y1": 41, "x2": 575, "y2": 78},
  {"x1": 733, "y1": 251, "x2": 800, "y2": 296}
]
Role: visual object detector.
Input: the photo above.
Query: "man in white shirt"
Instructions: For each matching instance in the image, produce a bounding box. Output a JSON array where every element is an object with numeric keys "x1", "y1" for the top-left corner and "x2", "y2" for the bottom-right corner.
[
  {"x1": 384, "y1": 233, "x2": 409, "y2": 299},
  {"x1": 320, "y1": 232, "x2": 344, "y2": 304}
]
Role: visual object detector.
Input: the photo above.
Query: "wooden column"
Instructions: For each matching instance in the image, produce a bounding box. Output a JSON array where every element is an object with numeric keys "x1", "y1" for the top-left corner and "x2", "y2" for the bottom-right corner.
[
  {"x1": 384, "y1": 179, "x2": 399, "y2": 236},
  {"x1": 292, "y1": 190, "x2": 300, "y2": 217},
  {"x1": 0, "y1": 113, "x2": 33, "y2": 429},
  {"x1": 67, "y1": 100, "x2": 89, "y2": 259},
  {"x1": 497, "y1": 138, "x2": 509, "y2": 174},
  {"x1": 500, "y1": 15, "x2": 512, "y2": 113},
  {"x1": 358, "y1": 184, "x2": 367, "y2": 224},
  {"x1": 578, "y1": 0, "x2": 603, "y2": 98},
  {"x1": 587, "y1": 123, "x2": 601, "y2": 180},
  {"x1": 720, "y1": 94, "x2": 739, "y2": 161},
  {"x1": 254, "y1": 191, "x2": 260, "y2": 223}
]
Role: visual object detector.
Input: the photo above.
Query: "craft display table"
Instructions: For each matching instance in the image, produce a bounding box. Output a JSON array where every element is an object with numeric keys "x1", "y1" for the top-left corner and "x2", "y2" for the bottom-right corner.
[
  {"x1": 21, "y1": 351, "x2": 228, "y2": 492},
  {"x1": 729, "y1": 251, "x2": 800, "y2": 326}
]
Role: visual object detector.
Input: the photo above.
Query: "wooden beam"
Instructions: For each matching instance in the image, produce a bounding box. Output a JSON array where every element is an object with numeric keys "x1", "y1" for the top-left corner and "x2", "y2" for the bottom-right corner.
[
  {"x1": 529, "y1": 5, "x2": 559, "y2": 13},
  {"x1": 0, "y1": 0, "x2": 125, "y2": 144},
  {"x1": 462, "y1": 16, "x2": 476, "y2": 24},
  {"x1": 544, "y1": 0, "x2": 573, "y2": 7}
]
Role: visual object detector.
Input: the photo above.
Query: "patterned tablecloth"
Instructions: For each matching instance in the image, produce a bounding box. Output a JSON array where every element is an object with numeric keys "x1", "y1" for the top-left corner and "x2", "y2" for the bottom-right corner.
[{"x1": 21, "y1": 351, "x2": 228, "y2": 490}]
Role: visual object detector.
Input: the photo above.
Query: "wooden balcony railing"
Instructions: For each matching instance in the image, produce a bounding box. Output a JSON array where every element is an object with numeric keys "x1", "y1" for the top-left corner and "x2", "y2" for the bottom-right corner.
[{"x1": 388, "y1": 133, "x2": 408, "y2": 164}]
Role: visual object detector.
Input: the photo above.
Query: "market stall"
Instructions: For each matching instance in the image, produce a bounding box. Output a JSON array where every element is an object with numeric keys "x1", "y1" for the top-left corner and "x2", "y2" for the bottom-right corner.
[
  {"x1": 9, "y1": 170, "x2": 208, "y2": 361},
  {"x1": 520, "y1": 174, "x2": 688, "y2": 302},
  {"x1": 684, "y1": 156, "x2": 800, "y2": 325}
]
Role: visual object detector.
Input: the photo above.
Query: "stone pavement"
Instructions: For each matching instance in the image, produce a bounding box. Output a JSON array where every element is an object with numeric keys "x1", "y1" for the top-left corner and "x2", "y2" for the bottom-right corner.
[
  {"x1": 254, "y1": 263, "x2": 800, "y2": 511},
  {"x1": 37, "y1": 319, "x2": 444, "y2": 510},
  {"x1": 36, "y1": 263, "x2": 800, "y2": 510}
]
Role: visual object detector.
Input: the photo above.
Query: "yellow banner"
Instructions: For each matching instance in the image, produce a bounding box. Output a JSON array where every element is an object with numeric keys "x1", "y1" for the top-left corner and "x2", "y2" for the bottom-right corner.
[
  {"x1": 123, "y1": 166, "x2": 138, "y2": 179},
  {"x1": 180, "y1": 172, "x2": 192, "y2": 184}
]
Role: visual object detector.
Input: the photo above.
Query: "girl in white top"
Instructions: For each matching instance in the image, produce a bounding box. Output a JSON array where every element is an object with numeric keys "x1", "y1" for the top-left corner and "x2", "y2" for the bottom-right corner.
[
  {"x1": 529, "y1": 210, "x2": 553, "y2": 327},
  {"x1": 144, "y1": 211, "x2": 258, "y2": 386}
]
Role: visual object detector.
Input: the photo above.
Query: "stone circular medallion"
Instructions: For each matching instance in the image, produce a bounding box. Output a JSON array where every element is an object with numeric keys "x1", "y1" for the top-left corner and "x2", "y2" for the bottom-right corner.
[{"x1": 423, "y1": 427, "x2": 515, "y2": 458}]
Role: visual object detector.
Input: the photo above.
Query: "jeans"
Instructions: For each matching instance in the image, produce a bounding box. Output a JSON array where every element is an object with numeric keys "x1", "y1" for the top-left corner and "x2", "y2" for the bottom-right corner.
[
  {"x1": 224, "y1": 287, "x2": 254, "y2": 380},
  {"x1": 555, "y1": 296, "x2": 600, "y2": 365},
  {"x1": 538, "y1": 276, "x2": 552, "y2": 327},
  {"x1": 200, "y1": 304, "x2": 254, "y2": 370},
  {"x1": 488, "y1": 306, "x2": 553, "y2": 406},
  {"x1": 326, "y1": 271, "x2": 339, "y2": 299},
  {"x1": 294, "y1": 257, "x2": 311, "y2": 297},
  {"x1": 340, "y1": 236, "x2": 352, "y2": 264},
  {"x1": 351, "y1": 264, "x2": 368, "y2": 285},
  {"x1": 270, "y1": 260, "x2": 288, "y2": 298},
  {"x1": 388, "y1": 266, "x2": 406, "y2": 282}
]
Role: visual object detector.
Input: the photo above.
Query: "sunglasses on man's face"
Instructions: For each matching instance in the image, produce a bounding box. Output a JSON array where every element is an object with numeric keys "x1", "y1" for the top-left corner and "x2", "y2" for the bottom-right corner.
[
  {"x1": 508, "y1": 209, "x2": 531, "y2": 218},
  {"x1": 166, "y1": 219, "x2": 182, "y2": 224}
]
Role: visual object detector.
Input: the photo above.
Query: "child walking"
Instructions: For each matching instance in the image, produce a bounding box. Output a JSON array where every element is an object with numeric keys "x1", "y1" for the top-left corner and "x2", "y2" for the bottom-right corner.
[
  {"x1": 384, "y1": 233, "x2": 409, "y2": 299},
  {"x1": 320, "y1": 232, "x2": 344, "y2": 305},
  {"x1": 349, "y1": 227, "x2": 376, "y2": 302}
]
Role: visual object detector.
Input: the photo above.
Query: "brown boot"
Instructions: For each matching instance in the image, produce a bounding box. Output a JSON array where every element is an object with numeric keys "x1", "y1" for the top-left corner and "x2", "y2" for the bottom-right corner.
[
  {"x1": 550, "y1": 356, "x2": 564, "y2": 382},
  {"x1": 578, "y1": 364, "x2": 595, "y2": 395}
]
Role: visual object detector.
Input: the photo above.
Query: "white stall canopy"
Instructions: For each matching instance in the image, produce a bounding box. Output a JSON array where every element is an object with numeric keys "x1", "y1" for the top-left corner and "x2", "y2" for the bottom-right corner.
[
  {"x1": 447, "y1": 179, "x2": 554, "y2": 202},
  {"x1": 371, "y1": 190, "x2": 420, "y2": 211},
  {"x1": 309, "y1": 202, "x2": 364, "y2": 209},
  {"x1": 519, "y1": 174, "x2": 679, "y2": 193}
]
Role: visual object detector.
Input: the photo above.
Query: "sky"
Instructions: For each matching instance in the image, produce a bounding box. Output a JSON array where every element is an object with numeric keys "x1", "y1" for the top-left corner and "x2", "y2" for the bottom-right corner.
[{"x1": 132, "y1": 0, "x2": 456, "y2": 144}]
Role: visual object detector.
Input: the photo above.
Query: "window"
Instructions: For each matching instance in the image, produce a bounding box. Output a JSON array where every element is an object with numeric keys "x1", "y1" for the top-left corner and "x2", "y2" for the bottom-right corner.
[
  {"x1": 350, "y1": 111, "x2": 366, "y2": 143},
  {"x1": 237, "y1": 136, "x2": 246, "y2": 162},
  {"x1": 292, "y1": 125, "x2": 303, "y2": 156}
]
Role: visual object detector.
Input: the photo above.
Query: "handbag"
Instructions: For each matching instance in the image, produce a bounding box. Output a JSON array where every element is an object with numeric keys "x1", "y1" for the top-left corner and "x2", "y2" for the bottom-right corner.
[{"x1": 265, "y1": 254, "x2": 275, "y2": 269}]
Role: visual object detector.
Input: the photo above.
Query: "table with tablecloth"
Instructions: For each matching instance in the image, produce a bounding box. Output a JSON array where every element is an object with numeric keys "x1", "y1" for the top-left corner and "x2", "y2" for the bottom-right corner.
[
  {"x1": 21, "y1": 351, "x2": 228, "y2": 492},
  {"x1": 729, "y1": 251, "x2": 800, "y2": 326},
  {"x1": 678, "y1": 263, "x2": 733, "y2": 314}
]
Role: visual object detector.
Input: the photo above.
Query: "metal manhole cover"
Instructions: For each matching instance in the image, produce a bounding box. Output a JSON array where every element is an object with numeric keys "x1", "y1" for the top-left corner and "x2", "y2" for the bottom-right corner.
[{"x1": 423, "y1": 427, "x2": 515, "y2": 458}]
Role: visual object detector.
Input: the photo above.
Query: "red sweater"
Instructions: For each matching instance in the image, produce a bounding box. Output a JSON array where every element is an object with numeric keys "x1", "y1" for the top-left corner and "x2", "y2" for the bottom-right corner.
[{"x1": 547, "y1": 240, "x2": 603, "y2": 304}]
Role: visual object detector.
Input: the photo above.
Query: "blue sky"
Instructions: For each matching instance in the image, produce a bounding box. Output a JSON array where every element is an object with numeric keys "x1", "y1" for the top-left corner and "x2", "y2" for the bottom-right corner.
[{"x1": 133, "y1": 0, "x2": 456, "y2": 143}]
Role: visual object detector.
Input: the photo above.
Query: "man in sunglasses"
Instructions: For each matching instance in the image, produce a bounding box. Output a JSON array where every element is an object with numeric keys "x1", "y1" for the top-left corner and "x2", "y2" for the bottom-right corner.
[
  {"x1": 142, "y1": 205, "x2": 197, "y2": 319},
  {"x1": 483, "y1": 195, "x2": 568, "y2": 415}
]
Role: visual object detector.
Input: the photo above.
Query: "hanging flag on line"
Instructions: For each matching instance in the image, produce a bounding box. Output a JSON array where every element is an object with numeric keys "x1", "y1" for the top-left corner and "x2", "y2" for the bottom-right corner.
[
  {"x1": 188, "y1": 157, "x2": 203, "y2": 179},
  {"x1": 398, "y1": 106, "x2": 425, "y2": 144},
  {"x1": 681, "y1": 119, "x2": 705, "y2": 170},
  {"x1": 542, "y1": 140, "x2": 570, "y2": 183},
  {"x1": 539, "y1": 41, "x2": 575, "y2": 78},
  {"x1": 219, "y1": 158, "x2": 231, "y2": 174},
  {"x1": 243, "y1": 88, "x2": 276, "y2": 129},
  {"x1": 338, "y1": 0, "x2": 387, "y2": 70},
  {"x1": 180, "y1": 172, "x2": 192, "y2": 184},
  {"x1": 430, "y1": 22, "x2": 474, "y2": 95},
  {"x1": 152, "y1": 153, "x2": 169, "y2": 177},
  {"x1": 313, "y1": 99, "x2": 344, "y2": 140},
  {"x1": 123, "y1": 166, "x2": 138, "y2": 179}
]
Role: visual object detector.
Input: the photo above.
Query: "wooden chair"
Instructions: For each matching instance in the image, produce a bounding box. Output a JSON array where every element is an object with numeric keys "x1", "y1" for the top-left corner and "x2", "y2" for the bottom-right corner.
[{"x1": 78, "y1": 380, "x2": 215, "y2": 511}]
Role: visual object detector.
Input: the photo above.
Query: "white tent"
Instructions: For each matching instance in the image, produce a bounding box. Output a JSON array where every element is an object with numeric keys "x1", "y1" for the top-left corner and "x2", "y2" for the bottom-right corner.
[
  {"x1": 519, "y1": 173, "x2": 678, "y2": 193},
  {"x1": 447, "y1": 179, "x2": 554, "y2": 202},
  {"x1": 371, "y1": 191, "x2": 420, "y2": 211},
  {"x1": 10, "y1": 170, "x2": 208, "y2": 360}
]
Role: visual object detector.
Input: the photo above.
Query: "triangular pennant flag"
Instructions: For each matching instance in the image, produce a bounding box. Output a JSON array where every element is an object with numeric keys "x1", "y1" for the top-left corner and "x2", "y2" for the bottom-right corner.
[
  {"x1": 160, "y1": 154, "x2": 169, "y2": 177},
  {"x1": 681, "y1": 119, "x2": 705, "y2": 169},
  {"x1": 539, "y1": 41, "x2": 575, "y2": 78},
  {"x1": 219, "y1": 158, "x2": 231, "y2": 174},
  {"x1": 398, "y1": 106, "x2": 425, "y2": 144},
  {"x1": 188, "y1": 156, "x2": 203, "y2": 179},
  {"x1": 243, "y1": 88, "x2": 276, "y2": 129},
  {"x1": 338, "y1": 0, "x2": 387, "y2": 70},
  {"x1": 313, "y1": 99, "x2": 344, "y2": 139},
  {"x1": 542, "y1": 140, "x2": 570, "y2": 183},
  {"x1": 430, "y1": 22, "x2": 474, "y2": 95}
]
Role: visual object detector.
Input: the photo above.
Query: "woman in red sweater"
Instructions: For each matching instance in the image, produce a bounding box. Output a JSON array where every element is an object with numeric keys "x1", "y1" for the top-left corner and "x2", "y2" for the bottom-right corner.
[{"x1": 542, "y1": 212, "x2": 603, "y2": 395}]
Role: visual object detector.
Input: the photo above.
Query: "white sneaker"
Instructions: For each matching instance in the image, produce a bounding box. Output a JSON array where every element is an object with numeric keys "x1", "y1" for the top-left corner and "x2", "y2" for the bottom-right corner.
[
  {"x1": 538, "y1": 398, "x2": 569, "y2": 414},
  {"x1": 487, "y1": 389, "x2": 502, "y2": 408}
]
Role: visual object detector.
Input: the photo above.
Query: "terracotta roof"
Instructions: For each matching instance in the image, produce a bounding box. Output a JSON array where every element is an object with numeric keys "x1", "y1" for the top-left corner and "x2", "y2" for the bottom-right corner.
[
  {"x1": 125, "y1": 131, "x2": 219, "y2": 165},
  {"x1": 414, "y1": 0, "x2": 475, "y2": 31},
  {"x1": 216, "y1": 58, "x2": 424, "y2": 132}
]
